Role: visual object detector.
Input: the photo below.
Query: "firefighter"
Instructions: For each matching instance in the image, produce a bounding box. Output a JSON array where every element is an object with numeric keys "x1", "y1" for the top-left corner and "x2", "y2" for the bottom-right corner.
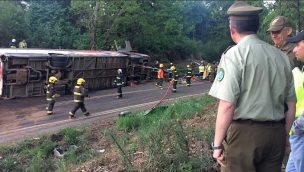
[
  {"x1": 185, "y1": 65, "x2": 192, "y2": 86},
  {"x1": 9, "y1": 39, "x2": 16, "y2": 48},
  {"x1": 155, "y1": 63, "x2": 164, "y2": 89},
  {"x1": 169, "y1": 62, "x2": 174, "y2": 79},
  {"x1": 171, "y1": 66, "x2": 178, "y2": 93},
  {"x1": 46, "y1": 76, "x2": 59, "y2": 115},
  {"x1": 113, "y1": 69, "x2": 124, "y2": 99},
  {"x1": 69, "y1": 78, "x2": 90, "y2": 119}
]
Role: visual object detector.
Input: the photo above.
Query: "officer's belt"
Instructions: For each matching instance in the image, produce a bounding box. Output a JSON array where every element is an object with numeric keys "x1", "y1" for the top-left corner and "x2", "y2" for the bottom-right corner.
[{"x1": 233, "y1": 119, "x2": 285, "y2": 125}]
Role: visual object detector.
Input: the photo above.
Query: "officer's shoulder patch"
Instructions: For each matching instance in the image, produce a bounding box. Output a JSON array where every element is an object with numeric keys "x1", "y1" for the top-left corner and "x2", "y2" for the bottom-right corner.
[
  {"x1": 224, "y1": 45, "x2": 235, "y2": 54},
  {"x1": 218, "y1": 68, "x2": 225, "y2": 81}
]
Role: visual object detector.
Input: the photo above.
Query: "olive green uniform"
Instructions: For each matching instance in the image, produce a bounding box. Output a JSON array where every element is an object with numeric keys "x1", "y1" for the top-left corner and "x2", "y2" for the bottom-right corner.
[
  {"x1": 277, "y1": 42, "x2": 304, "y2": 70},
  {"x1": 209, "y1": 35, "x2": 296, "y2": 172}
]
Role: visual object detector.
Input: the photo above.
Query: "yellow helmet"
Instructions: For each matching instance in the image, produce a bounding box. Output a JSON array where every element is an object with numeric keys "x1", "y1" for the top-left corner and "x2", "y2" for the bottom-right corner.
[
  {"x1": 187, "y1": 65, "x2": 190, "y2": 68},
  {"x1": 159, "y1": 63, "x2": 164, "y2": 68},
  {"x1": 49, "y1": 76, "x2": 58, "y2": 83},
  {"x1": 170, "y1": 62, "x2": 173, "y2": 65},
  {"x1": 77, "y1": 78, "x2": 85, "y2": 85},
  {"x1": 170, "y1": 66, "x2": 175, "y2": 70}
]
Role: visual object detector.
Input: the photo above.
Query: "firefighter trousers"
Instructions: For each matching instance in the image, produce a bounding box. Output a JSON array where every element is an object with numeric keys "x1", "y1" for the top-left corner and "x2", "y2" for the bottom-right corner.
[
  {"x1": 46, "y1": 100, "x2": 55, "y2": 115},
  {"x1": 70, "y1": 102, "x2": 89, "y2": 115},
  {"x1": 172, "y1": 81, "x2": 177, "y2": 92},
  {"x1": 156, "y1": 78, "x2": 163, "y2": 88},
  {"x1": 117, "y1": 85, "x2": 122, "y2": 97},
  {"x1": 186, "y1": 77, "x2": 191, "y2": 86}
]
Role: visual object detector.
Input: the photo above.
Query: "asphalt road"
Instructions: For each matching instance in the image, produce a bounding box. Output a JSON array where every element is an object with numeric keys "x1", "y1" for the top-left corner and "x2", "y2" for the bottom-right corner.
[{"x1": 0, "y1": 81, "x2": 212, "y2": 144}]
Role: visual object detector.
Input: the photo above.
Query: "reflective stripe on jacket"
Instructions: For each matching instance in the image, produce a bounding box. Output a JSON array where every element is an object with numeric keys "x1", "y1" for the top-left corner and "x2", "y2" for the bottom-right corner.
[
  {"x1": 46, "y1": 83, "x2": 55, "y2": 101},
  {"x1": 186, "y1": 68, "x2": 192, "y2": 77},
  {"x1": 173, "y1": 70, "x2": 178, "y2": 81},
  {"x1": 114, "y1": 74, "x2": 124, "y2": 86},
  {"x1": 73, "y1": 85, "x2": 87, "y2": 102}
]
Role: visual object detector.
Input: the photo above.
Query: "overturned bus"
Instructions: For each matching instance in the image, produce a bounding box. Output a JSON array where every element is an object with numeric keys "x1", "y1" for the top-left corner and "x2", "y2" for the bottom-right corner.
[{"x1": 0, "y1": 46, "x2": 150, "y2": 99}]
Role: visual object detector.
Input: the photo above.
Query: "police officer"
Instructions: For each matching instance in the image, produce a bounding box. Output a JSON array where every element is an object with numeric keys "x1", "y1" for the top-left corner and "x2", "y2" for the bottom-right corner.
[
  {"x1": 185, "y1": 65, "x2": 192, "y2": 86},
  {"x1": 69, "y1": 78, "x2": 90, "y2": 119},
  {"x1": 114, "y1": 69, "x2": 124, "y2": 99},
  {"x1": 46, "y1": 76, "x2": 58, "y2": 115},
  {"x1": 171, "y1": 66, "x2": 178, "y2": 93},
  {"x1": 267, "y1": 16, "x2": 304, "y2": 70},
  {"x1": 209, "y1": 2, "x2": 296, "y2": 172},
  {"x1": 19, "y1": 39, "x2": 27, "y2": 48},
  {"x1": 285, "y1": 30, "x2": 304, "y2": 172},
  {"x1": 155, "y1": 63, "x2": 164, "y2": 89},
  {"x1": 9, "y1": 39, "x2": 16, "y2": 48}
]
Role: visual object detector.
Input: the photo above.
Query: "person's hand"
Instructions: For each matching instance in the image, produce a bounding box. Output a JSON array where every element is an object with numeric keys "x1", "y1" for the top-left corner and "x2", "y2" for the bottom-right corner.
[
  {"x1": 285, "y1": 135, "x2": 291, "y2": 155},
  {"x1": 213, "y1": 149, "x2": 226, "y2": 167}
]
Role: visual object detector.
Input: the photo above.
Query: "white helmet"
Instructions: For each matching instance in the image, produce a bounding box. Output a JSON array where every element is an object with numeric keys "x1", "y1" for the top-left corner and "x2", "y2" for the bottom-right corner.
[
  {"x1": 117, "y1": 69, "x2": 122, "y2": 73},
  {"x1": 12, "y1": 39, "x2": 16, "y2": 43}
]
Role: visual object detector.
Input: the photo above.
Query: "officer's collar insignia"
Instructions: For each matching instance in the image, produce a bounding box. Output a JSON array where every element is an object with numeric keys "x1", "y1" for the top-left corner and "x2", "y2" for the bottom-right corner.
[{"x1": 218, "y1": 68, "x2": 225, "y2": 81}]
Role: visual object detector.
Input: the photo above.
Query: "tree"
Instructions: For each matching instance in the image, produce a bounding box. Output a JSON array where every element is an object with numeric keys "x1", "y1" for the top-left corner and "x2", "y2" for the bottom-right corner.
[{"x1": 0, "y1": 1, "x2": 26, "y2": 47}]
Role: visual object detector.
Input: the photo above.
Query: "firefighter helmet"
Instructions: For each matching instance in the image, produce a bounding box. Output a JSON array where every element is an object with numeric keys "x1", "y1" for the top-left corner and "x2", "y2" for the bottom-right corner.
[
  {"x1": 170, "y1": 66, "x2": 175, "y2": 70},
  {"x1": 170, "y1": 62, "x2": 173, "y2": 65},
  {"x1": 118, "y1": 69, "x2": 122, "y2": 73},
  {"x1": 77, "y1": 78, "x2": 85, "y2": 85},
  {"x1": 12, "y1": 39, "x2": 16, "y2": 43},
  {"x1": 49, "y1": 76, "x2": 58, "y2": 83},
  {"x1": 187, "y1": 65, "x2": 190, "y2": 68},
  {"x1": 159, "y1": 63, "x2": 164, "y2": 68}
]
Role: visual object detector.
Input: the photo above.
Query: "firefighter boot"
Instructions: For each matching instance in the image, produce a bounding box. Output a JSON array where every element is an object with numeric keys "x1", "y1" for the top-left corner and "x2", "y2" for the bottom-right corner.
[
  {"x1": 69, "y1": 112, "x2": 77, "y2": 119},
  {"x1": 84, "y1": 112, "x2": 90, "y2": 117},
  {"x1": 155, "y1": 84, "x2": 158, "y2": 89}
]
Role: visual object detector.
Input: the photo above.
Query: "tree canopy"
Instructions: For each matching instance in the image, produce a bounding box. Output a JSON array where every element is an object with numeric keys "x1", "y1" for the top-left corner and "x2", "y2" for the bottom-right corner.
[{"x1": 0, "y1": 1, "x2": 302, "y2": 63}]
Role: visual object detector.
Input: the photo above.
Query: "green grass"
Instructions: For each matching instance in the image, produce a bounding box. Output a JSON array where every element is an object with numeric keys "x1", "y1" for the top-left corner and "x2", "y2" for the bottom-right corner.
[
  {"x1": 0, "y1": 95, "x2": 218, "y2": 172},
  {"x1": 112, "y1": 95, "x2": 218, "y2": 171}
]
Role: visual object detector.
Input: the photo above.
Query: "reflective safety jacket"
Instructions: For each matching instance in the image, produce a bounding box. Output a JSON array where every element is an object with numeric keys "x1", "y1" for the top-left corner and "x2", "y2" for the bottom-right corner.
[
  {"x1": 73, "y1": 85, "x2": 88, "y2": 102},
  {"x1": 46, "y1": 83, "x2": 56, "y2": 101},
  {"x1": 207, "y1": 65, "x2": 212, "y2": 73},
  {"x1": 9, "y1": 42, "x2": 16, "y2": 48},
  {"x1": 172, "y1": 69, "x2": 178, "y2": 81},
  {"x1": 186, "y1": 68, "x2": 192, "y2": 78},
  {"x1": 114, "y1": 73, "x2": 124, "y2": 86},
  {"x1": 19, "y1": 42, "x2": 27, "y2": 48},
  {"x1": 199, "y1": 66, "x2": 205, "y2": 73},
  {"x1": 290, "y1": 68, "x2": 304, "y2": 135},
  {"x1": 158, "y1": 68, "x2": 164, "y2": 78}
]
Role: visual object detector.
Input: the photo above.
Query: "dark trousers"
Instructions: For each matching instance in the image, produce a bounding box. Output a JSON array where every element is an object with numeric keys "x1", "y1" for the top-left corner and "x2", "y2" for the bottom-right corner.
[
  {"x1": 47, "y1": 100, "x2": 55, "y2": 115},
  {"x1": 222, "y1": 120, "x2": 286, "y2": 172},
  {"x1": 70, "y1": 102, "x2": 88, "y2": 115},
  {"x1": 156, "y1": 78, "x2": 163, "y2": 88},
  {"x1": 200, "y1": 72, "x2": 204, "y2": 78},
  {"x1": 186, "y1": 77, "x2": 191, "y2": 86},
  {"x1": 211, "y1": 72, "x2": 216, "y2": 81},
  {"x1": 117, "y1": 85, "x2": 122, "y2": 97},
  {"x1": 172, "y1": 81, "x2": 177, "y2": 92}
]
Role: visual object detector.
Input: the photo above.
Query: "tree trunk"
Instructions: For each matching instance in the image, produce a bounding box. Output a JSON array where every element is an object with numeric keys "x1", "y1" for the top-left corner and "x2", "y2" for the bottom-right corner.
[
  {"x1": 101, "y1": 3, "x2": 126, "y2": 47},
  {"x1": 294, "y1": 0, "x2": 300, "y2": 33},
  {"x1": 130, "y1": 21, "x2": 136, "y2": 46},
  {"x1": 90, "y1": 1, "x2": 100, "y2": 50}
]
